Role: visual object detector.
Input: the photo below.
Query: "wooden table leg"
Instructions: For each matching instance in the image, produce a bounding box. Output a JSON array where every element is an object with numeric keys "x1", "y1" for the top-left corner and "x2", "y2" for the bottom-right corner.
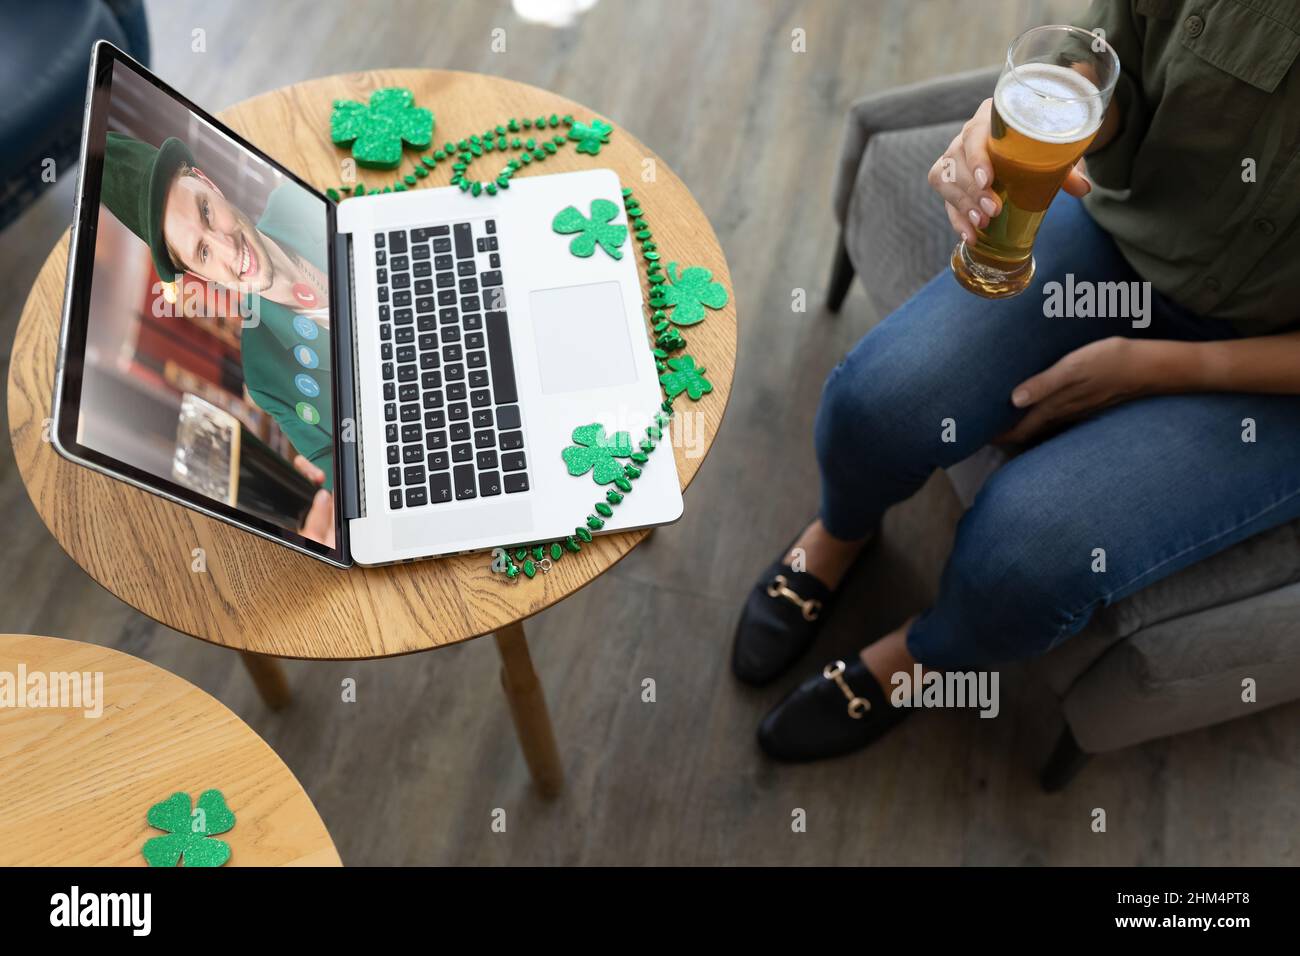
[
  {"x1": 494, "y1": 622, "x2": 563, "y2": 797},
  {"x1": 238, "y1": 651, "x2": 291, "y2": 711}
]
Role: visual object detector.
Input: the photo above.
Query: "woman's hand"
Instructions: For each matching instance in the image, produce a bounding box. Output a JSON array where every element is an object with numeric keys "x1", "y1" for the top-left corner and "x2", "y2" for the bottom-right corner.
[
  {"x1": 928, "y1": 98, "x2": 1092, "y2": 243},
  {"x1": 998, "y1": 337, "x2": 1147, "y2": 444}
]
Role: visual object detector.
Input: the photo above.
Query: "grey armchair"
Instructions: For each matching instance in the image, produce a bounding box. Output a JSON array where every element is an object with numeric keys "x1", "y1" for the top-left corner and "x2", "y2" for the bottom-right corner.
[{"x1": 829, "y1": 67, "x2": 1300, "y2": 789}]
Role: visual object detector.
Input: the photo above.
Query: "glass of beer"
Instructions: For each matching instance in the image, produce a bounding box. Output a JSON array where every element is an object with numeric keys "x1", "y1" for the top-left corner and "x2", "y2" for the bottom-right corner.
[{"x1": 950, "y1": 25, "x2": 1119, "y2": 298}]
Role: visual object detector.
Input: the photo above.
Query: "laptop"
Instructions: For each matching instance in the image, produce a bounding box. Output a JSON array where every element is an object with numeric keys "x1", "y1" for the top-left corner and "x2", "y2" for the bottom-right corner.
[{"x1": 52, "y1": 42, "x2": 682, "y2": 568}]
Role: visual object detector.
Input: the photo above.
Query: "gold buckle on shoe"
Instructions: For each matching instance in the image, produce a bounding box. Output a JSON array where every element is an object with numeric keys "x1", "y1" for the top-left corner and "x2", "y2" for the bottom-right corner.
[
  {"x1": 766, "y1": 573, "x2": 822, "y2": 622},
  {"x1": 823, "y1": 660, "x2": 871, "y2": 718}
]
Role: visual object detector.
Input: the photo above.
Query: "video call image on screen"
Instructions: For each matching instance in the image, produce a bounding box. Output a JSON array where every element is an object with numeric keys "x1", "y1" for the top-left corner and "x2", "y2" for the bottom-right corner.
[{"x1": 82, "y1": 62, "x2": 337, "y2": 548}]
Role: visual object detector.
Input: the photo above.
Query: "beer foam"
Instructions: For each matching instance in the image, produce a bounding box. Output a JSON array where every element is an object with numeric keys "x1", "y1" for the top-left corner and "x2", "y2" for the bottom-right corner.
[{"x1": 994, "y1": 62, "x2": 1103, "y2": 143}]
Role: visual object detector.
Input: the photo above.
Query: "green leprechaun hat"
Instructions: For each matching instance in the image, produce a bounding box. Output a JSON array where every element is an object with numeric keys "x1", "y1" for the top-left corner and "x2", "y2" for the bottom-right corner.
[{"x1": 101, "y1": 131, "x2": 195, "y2": 286}]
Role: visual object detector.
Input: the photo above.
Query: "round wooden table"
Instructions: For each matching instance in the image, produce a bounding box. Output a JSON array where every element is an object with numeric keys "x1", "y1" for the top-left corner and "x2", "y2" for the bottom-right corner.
[
  {"x1": 8, "y1": 70, "x2": 736, "y2": 796},
  {"x1": 0, "y1": 634, "x2": 340, "y2": 866}
]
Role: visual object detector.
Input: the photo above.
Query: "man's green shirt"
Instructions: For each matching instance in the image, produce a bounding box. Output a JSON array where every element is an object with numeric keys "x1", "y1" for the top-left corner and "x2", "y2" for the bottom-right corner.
[
  {"x1": 240, "y1": 183, "x2": 335, "y2": 490},
  {"x1": 1080, "y1": 0, "x2": 1300, "y2": 334}
]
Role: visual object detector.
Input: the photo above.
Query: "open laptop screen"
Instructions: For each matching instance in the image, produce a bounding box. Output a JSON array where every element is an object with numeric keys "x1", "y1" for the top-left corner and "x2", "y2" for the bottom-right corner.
[{"x1": 57, "y1": 45, "x2": 345, "y2": 564}]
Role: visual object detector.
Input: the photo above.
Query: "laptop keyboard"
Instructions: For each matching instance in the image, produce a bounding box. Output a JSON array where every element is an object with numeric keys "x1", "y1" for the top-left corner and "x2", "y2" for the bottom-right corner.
[{"x1": 373, "y1": 219, "x2": 529, "y2": 510}]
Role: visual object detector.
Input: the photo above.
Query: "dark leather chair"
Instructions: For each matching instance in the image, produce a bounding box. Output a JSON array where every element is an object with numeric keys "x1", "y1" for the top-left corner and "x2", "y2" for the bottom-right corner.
[{"x1": 0, "y1": 0, "x2": 150, "y2": 230}]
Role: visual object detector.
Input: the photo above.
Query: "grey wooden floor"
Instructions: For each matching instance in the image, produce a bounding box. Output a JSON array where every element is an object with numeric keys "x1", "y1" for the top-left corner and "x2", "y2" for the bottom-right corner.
[{"x1": 4, "y1": 0, "x2": 1297, "y2": 865}]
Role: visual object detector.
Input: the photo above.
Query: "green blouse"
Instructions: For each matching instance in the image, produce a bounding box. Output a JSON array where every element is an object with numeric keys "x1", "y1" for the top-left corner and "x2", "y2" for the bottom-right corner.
[
  {"x1": 1080, "y1": 0, "x2": 1300, "y2": 334},
  {"x1": 240, "y1": 182, "x2": 336, "y2": 491}
]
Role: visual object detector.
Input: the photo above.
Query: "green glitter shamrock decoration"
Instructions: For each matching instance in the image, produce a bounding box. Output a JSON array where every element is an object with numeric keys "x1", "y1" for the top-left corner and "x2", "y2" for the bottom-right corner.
[
  {"x1": 659, "y1": 354, "x2": 713, "y2": 401},
  {"x1": 661, "y1": 262, "x2": 729, "y2": 326},
  {"x1": 552, "y1": 199, "x2": 628, "y2": 259},
  {"x1": 562, "y1": 423, "x2": 634, "y2": 484},
  {"x1": 330, "y1": 88, "x2": 434, "y2": 169},
  {"x1": 141, "y1": 790, "x2": 236, "y2": 868},
  {"x1": 568, "y1": 117, "x2": 614, "y2": 155}
]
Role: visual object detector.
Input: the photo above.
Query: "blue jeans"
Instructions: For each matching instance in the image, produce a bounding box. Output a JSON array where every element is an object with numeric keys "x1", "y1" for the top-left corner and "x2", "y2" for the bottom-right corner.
[{"x1": 815, "y1": 194, "x2": 1300, "y2": 669}]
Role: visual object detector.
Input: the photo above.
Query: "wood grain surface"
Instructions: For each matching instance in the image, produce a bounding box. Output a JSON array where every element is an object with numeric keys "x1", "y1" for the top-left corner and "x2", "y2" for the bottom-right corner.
[
  {"x1": 0, "y1": 633, "x2": 340, "y2": 866},
  {"x1": 8, "y1": 70, "x2": 736, "y2": 660}
]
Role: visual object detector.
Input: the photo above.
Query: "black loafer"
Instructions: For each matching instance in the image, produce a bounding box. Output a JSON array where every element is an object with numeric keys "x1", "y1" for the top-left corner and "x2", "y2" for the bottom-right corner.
[
  {"x1": 731, "y1": 550, "x2": 835, "y2": 687},
  {"x1": 757, "y1": 658, "x2": 910, "y2": 762}
]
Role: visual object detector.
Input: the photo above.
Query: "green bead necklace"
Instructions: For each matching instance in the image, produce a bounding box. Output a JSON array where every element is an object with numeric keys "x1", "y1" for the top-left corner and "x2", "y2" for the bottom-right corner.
[
  {"x1": 490, "y1": 183, "x2": 698, "y2": 582},
  {"x1": 328, "y1": 113, "x2": 596, "y2": 201}
]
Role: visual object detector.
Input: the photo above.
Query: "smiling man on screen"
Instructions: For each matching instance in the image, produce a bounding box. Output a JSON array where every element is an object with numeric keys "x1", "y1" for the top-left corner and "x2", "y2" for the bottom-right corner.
[{"x1": 100, "y1": 130, "x2": 337, "y2": 546}]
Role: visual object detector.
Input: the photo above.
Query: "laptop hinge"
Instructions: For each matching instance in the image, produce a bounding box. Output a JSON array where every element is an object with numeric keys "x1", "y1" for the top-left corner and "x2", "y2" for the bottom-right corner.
[{"x1": 333, "y1": 230, "x2": 363, "y2": 521}]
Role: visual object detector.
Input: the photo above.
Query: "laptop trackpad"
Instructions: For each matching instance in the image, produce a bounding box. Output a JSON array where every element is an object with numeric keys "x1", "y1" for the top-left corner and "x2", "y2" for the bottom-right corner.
[
  {"x1": 391, "y1": 498, "x2": 534, "y2": 551},
  {"x1": 531, "y1": 282, "x2": 637, "y2": 394}
]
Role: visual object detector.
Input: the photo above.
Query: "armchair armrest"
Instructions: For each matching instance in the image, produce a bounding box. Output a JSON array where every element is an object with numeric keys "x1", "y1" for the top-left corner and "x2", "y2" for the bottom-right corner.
[{"x1": 831, "y1": 66, "x2": 1000, "y2": 224}]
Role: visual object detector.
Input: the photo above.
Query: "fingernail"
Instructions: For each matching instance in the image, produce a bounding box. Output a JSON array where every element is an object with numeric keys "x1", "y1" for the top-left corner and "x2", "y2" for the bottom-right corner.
[
  {"x1": 980, "y1": 197, "x2": 997, "y2": 216},
  {"x1": 975, "y1": 167, "x2": 988, "y2": 188},
  {"x1": 1012, "y1": 389, "x2": 1030, "y2": 407},
  {"x1": 968, "y1": 209, "x2": 981, "y2": 226}
]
